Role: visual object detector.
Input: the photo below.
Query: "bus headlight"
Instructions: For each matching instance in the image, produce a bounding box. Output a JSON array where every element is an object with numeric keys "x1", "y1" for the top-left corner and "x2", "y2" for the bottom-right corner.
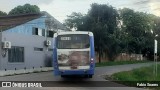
[
  {"x1": 91, "y1": 58, "x2": 94, "y2": 61},
  {"x1": 90, "y1": 58, "x2": 94, "y2": 64}
]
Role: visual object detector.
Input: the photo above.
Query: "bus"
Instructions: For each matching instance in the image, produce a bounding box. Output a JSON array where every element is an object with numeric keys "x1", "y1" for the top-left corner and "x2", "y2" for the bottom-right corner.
[{"x1": 53, "y1": 31, "x2": 95, "y2": 78}]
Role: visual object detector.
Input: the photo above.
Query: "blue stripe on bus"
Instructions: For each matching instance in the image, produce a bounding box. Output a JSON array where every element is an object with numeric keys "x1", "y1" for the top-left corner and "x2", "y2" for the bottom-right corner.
[
  {"x1": 90, "y1": 36, "x2": 95, "y2": 71},
  {"x1": 53, "y1": 37, "x2": 60, "y2": 75},
  {"x1": 90, "y1": 36, "x2": 95, "y2": 58}
]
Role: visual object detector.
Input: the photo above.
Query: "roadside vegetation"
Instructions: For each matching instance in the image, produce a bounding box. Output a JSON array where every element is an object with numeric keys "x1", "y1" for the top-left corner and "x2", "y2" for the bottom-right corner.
[
  {"x1": 96, "y1": 60, "x2": 151, "y2": 67},
  {"x1": 65, "y1": 3, "x2": 160, "y2": 63},
  {"x1": 105, "y1": 64, "x2": 160, "y2": 89}
]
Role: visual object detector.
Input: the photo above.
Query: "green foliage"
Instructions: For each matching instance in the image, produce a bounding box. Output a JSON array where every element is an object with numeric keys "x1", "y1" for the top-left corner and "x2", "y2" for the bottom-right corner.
[
  {"x1": 95, "y1": 60, "x2": 150, "y2": 67},
  {"x1": 111, "y1": 64, "x2": 160, "y2": 81},
  {"x1": 152, "y1": 16, "x2": 160, "y2": 56},
  {"x1": 0, "y1": 11, "x2": 7, "y2": 16},
  {"x1": 119, "y1": 8, "x2": 160, "y2": 60},
  {"x1": 109, "y1": 64, "x2": 160, "y2": 88},
  {"x1": 65, "y1": 3, "x2": 160, "y2": 62},
  {"x1": 9, "y1": 4, "x2": 40, "y2": 15},
  {"x1": 65, "y1": 3, "x2": 120, "y2": 62},
  {"x1": 65, "y1": 12, "x2": 84, "y2": 29}
]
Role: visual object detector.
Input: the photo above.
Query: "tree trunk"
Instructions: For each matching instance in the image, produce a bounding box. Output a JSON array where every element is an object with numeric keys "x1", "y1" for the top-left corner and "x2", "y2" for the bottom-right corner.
[
  {"x1": 99, "y1": 48, "x2": 102, "y2": 63},
  {"x1": 99, "y1": 52, "x2": 101, "y2": 63}
]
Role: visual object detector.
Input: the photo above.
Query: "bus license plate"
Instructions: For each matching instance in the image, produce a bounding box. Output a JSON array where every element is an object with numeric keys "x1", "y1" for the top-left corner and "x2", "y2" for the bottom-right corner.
[{"x1": 71, "y1": 66, "x2": 77, "y2": 69}]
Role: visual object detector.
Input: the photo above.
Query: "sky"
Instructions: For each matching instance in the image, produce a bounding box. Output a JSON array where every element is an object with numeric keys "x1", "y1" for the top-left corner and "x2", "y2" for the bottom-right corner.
[{"x1": 0, "y1": 0, "x2": 160, "y2": 23}]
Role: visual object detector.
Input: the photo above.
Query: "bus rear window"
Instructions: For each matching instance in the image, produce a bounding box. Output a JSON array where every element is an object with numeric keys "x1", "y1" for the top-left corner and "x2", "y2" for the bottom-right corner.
[{"x1": 57, "y1": 34, "x2": 90, "y2": 49}]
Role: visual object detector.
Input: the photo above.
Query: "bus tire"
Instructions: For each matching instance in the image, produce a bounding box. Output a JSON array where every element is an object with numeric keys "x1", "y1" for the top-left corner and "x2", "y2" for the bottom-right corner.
[
  {"x1": 85, "y1": 75, "x2": 92, "y2": 78},
  {"x1": 89, "y1": 75, "x2": 92, "y2": 78},
  {"x1": 61, "y1": 75, "x2": 65, "y2": 78}
]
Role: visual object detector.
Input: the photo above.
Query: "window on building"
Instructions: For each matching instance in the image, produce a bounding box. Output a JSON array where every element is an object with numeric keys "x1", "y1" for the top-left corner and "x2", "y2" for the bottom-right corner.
[
  {"x1": 42, "y1": 29, "x2": 45, "y2": 36},
  {"x1": 48, "y1": 48, "x2": 53, "y2": 51},
  {"x1": 34, "y1": 47, "x2": 43, "y2": 51},
  {"x1": 32, "y1": 27, "x2": 45, "y2": 36},
  {"x1": 47, "y1": 31, "x2": 54, "y2": 37},
  {"x1": 32, "y1": 27, "x2": 38, "y2": 35},
  {"x1": 38, "y1": 28, "x2": 42, "y2": 36},
  {"x1": 8, "y1": 46, "x2": 24, "y2": 63}
]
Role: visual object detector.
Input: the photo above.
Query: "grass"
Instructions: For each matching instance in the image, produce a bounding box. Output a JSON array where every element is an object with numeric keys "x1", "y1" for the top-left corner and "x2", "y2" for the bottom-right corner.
[
  {"x1": 111, "y1": 64, "x2": 160, "y2": 81},
  {"x1": 96, "y1": 60, "x2": 151, "y2": 67},
  {"x1": 106, "y1": 64, "x2": 160, "y2": 89}
]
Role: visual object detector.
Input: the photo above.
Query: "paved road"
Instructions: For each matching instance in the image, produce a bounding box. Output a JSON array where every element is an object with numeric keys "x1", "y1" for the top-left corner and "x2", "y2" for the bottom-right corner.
[{"x1": 0, "y1": 62, "x2": 155, "y2": 90}]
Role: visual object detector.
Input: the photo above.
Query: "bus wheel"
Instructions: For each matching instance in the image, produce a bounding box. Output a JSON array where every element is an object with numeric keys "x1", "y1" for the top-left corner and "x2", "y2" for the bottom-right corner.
[
  {"x1": 84, "y1": 75, "x2": 88, "y2": 78},
  {"x1": 88, "y1": 75, "x2": 92, "y2": 78},
  {"x1": 61, "y1": 75, "x2": 65, "y2": 78},
  {"x1": 85, "y1": 75, "x2": 92, "y2": 78}
]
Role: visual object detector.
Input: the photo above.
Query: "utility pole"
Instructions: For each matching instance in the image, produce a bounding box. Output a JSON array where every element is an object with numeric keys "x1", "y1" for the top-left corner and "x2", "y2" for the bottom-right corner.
[{"x1": 154, "y1": 37, "x2": 158, "y2": 78}]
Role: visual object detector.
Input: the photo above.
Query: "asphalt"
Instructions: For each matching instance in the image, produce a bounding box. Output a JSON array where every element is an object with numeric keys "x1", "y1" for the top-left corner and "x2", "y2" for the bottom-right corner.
[{"x1": 0, "y1": 62, "x2": 156, "y2": 90}]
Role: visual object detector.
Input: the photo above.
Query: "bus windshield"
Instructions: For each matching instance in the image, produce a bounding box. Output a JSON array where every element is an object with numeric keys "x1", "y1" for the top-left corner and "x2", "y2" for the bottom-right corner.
[{"x1": 57, "y1": 34, "x2": 90, "y2": 49}]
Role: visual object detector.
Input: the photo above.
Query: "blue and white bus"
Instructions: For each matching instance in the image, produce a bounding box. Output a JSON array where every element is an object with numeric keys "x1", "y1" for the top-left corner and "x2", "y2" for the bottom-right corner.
[{"x1": 53, "y1": 31, "x2": 95, "y2": 78}]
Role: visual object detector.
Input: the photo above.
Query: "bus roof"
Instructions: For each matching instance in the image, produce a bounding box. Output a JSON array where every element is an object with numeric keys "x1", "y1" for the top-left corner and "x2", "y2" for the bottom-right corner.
[{"x1": 54, "y1": 31, "x2": 93, "y2": 37}]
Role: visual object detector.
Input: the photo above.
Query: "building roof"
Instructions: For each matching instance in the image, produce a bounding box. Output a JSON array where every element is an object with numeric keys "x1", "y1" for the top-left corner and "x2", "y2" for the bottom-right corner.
[
  {"x1": 0, "y1": 12, "x2": 67, "y2": 32},
  {"x1": 42, "y1": 11, "x2": 68, "y2": 31}
]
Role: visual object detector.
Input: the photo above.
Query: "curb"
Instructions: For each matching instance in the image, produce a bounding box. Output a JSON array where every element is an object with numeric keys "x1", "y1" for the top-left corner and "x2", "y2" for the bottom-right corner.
[{"x1": 0, "y1": 67, "x2": 53, "y2": 76}]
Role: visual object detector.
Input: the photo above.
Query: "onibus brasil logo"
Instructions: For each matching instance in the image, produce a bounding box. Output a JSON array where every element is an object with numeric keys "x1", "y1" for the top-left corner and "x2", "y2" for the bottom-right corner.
[{"x1": 2, "y1": 82, "x2": 42, "y2": 87}]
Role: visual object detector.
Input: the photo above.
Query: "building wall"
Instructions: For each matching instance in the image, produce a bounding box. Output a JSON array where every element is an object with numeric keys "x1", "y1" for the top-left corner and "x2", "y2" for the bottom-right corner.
[
  {"x1": 0, "y1": 15, "x2": 66, "y2": 70},
  {"x1": 4, "y1": 16, "x2": 46, "y2": 36},
  {"x1": 0, "y1": 32, "x2": 2, "y2": 70},
  {"x1": 0, "y1": 32, "x2": 53, "y2": 70}
]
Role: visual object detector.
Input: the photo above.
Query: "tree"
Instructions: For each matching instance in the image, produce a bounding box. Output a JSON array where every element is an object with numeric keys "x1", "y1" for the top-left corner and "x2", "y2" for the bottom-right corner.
[
  {"x1": 0, "y1": 11, "x2": 7, "y2": 16},
  {"x1": 65, "y1": 3, "x2": 120, "y2": 62},
  {"x1": 65, "y1": 4, "x2": 159, "y2": 61},
  {"x1": 9, "y1": 4, "x2": 40, "y2": 15},
  {"x1": 151, "y1": 15, "x2": 160, "y2": 59},
  {"x1": 84, "y1": 3, "x2": 120, "y2": 62},
  {"x1": 119, "y1": 8, "x2": 153, "y2": 54},
  {"x1": 65, "y1": 12, "x2": 84, "y2": 30}
]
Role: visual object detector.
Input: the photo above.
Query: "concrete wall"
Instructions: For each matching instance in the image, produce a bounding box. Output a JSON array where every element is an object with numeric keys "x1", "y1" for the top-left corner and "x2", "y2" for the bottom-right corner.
[
  {"x1": 115, "y1": 53, "x2": 144, "y2": 61},
  {"x1": 0, "y1": 33, "x2": 53, "y2": 70}
]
